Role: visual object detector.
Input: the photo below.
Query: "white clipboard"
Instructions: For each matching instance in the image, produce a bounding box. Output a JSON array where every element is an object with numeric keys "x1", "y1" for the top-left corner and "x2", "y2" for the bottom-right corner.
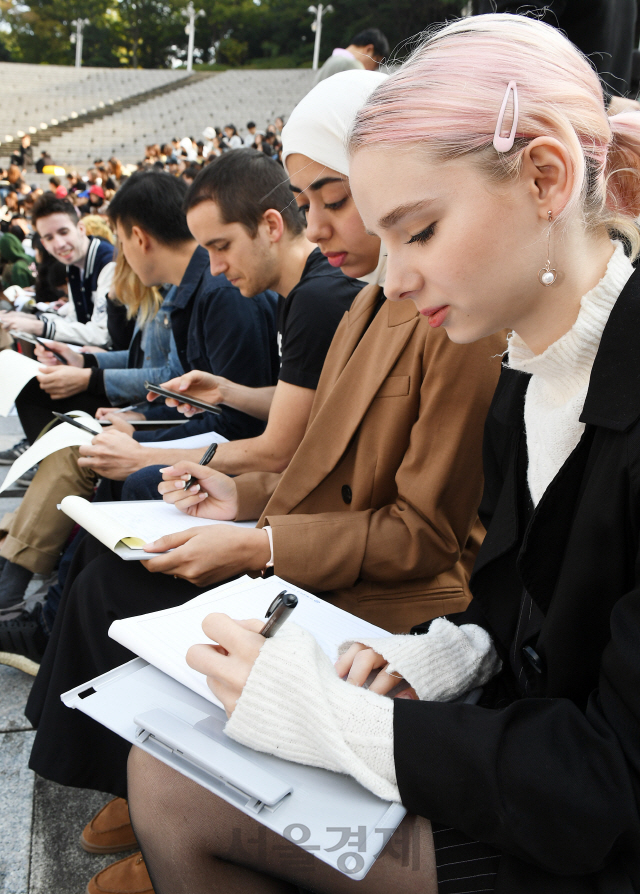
[{"x1": 62, "y1": 658, "x2": 406, "y2": 880}]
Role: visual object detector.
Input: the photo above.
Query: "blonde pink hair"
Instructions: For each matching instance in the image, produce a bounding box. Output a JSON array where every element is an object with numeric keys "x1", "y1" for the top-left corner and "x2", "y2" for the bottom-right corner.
[{"x1": 349, "y1": 14, "x2": 640, "y2": 257}]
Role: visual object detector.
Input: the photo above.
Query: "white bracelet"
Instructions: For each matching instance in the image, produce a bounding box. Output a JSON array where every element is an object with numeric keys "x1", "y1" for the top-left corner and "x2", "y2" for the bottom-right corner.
[{"x1": 263, "y1": 525, "x2": 274, "y2": 567}]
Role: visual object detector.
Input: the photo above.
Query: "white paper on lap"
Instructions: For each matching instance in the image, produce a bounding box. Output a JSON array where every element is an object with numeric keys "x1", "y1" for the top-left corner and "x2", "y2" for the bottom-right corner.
[
  {"x1": 0, "y1": 411, "x2": 101, "y2": 493},
  {"x1": 0, "y1": 350, "x2": 43, "y2": 416},
  {"x1": 59, "y1": 497, "x2": 256, "y2": 555},
  {"x1": 145, "y1": 431, "x2": 228, "y2": 450}
]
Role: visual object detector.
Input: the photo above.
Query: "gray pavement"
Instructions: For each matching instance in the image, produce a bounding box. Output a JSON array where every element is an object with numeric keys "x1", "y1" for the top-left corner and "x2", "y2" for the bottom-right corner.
[{"x1": 0, "y1": 416, "x2": 120, "y2": 894}]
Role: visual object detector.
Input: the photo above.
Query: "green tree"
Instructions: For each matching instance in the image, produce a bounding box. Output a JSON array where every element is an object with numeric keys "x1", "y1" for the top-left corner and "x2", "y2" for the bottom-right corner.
[
  {"x1": 311, "y1": 0, "x2": 469, "y2": 65},
  {"x1": 0, "y1": 0, "x2": 119, "y2": 64},
  {"x1": 114, "y1": 0, "x2": 185, "y2": 68}
]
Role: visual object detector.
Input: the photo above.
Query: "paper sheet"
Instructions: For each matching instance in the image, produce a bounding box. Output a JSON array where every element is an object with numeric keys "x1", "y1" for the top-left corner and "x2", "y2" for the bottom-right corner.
[
  {"x1": 59, "y1": 497, "x2": 256, "y2": 553},
  {"x1": 0, "y1": 350, "x2": 43, "y2": 416},
  {"x1": 0, "y1": 411, "x2": 101, "y2": 494},
  {"x1": 145, "y1": 431, "x2": 229, "y2": 451},
  {"x1": 109, "y1": 575, "x2": 390, "y2": 708},
  {"x1": 40, "y1": 337, "x2": 84, "y2": 354}
]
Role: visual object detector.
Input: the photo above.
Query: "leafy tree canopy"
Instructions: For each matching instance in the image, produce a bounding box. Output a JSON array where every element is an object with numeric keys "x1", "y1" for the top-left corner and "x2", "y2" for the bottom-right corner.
[{"x1": 0, "y1": 0, "x2": 468, "y2": 67}]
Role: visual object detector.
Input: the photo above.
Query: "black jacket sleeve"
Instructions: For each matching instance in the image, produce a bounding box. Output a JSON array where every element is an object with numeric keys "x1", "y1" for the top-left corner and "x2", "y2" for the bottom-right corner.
[{"x1": 394, "y1": 549, "x2": 640, "y2": 879}]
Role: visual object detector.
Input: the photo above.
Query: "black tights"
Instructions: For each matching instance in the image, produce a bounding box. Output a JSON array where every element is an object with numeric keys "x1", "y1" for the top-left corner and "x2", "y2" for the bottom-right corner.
[{"x1": 127, "y1": 747, "x2": 438, "y2": 894}]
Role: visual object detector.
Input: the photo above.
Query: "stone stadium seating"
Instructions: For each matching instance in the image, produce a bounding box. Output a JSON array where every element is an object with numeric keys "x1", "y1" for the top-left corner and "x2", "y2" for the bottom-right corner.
[
  {"x1": 0, "y1": 63, "x2": 188, "y2": 142},
  {"x1": 0, "y1": 65, "x2": 315, "y2": 167}
]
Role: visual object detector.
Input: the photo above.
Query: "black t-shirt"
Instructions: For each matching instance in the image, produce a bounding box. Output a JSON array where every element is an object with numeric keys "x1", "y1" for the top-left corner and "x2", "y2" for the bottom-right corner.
[{"x1": 277, "y1": 247, "x2": 362, "y2": 390}]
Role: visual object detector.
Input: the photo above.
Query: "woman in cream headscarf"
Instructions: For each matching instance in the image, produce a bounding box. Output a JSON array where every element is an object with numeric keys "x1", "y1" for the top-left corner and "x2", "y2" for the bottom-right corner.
[{"x1": 282, "y1": 70, "x2": 387, "y2": 285}]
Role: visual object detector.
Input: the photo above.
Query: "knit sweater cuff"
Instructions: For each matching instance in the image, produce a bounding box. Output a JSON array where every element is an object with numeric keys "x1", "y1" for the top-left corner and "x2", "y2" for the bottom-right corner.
[
  {"x1": 338, "y1": 618, "x2": 501, "y2": 702},
  {"x1": 225, "y1": 623, "x2": 400, "y2": 803}
]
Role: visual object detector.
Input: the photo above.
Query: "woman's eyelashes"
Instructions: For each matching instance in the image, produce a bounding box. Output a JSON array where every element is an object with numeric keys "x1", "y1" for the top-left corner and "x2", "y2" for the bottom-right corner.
[
  {"x1": 324, "y1": 197, "x2": 348, "y2": 212},
  {"x1": 407, "y1": 222, "x2": 436, "y2": 245}
]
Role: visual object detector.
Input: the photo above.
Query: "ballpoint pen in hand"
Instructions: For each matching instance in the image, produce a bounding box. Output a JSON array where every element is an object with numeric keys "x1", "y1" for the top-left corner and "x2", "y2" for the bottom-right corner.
[
  {"x1": 111, "y1": 402, "x2": 147, "y2": 414},
  {"x1": 259, "y1": 591, "x2": 298, "y2": 638},
  {"x1": 52, "y1": 411, "x2": 98, "y2": 436},
  {"x1": 184, "y1": 442, "x2": 219, "y2": 491}
]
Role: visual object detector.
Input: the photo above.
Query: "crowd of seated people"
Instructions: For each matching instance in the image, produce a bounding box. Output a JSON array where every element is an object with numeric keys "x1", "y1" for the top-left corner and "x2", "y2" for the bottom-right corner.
[
  {"x1": 0, "y1": 16, "x2": 639, "y2": 893},
  {"x1": 142, "y1": 116, "x2": 286, "y2": 172}
]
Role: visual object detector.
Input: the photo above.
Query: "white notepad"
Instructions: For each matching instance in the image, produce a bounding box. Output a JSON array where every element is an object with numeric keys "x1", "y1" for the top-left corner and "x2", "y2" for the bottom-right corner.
[
  {"x1": 62, "y1": 575, "x2": 404, "y2": 879},
  {"x1": 59, "y1": 497, "x2": 256, "y2": 559},
  {"x1": 109, "y1": 574, "x2": 391, "y2": 708},
  {"x1": 144, "y1": 430, "x2": 228, "y2": 450},
  {"x1": 0, "y1": 349, "x2": 43, "y2": 416},
  {"x1": 0, "y1": 411, "x2": 101, "y2": 494}
]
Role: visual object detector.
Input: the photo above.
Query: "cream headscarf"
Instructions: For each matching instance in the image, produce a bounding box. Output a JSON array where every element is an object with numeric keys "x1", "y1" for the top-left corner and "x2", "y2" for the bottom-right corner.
[{"x1": 282, "y1": 70, "x2": 388, "y2": 285}]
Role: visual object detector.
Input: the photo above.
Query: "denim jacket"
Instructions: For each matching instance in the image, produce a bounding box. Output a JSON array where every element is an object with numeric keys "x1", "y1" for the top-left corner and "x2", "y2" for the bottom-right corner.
[{"x1": 95, "y1": 288, "x2": 183, "y2": 405}]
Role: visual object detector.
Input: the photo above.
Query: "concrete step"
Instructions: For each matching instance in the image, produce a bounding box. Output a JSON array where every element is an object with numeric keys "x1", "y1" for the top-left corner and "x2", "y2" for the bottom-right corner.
[{"x1": 1, "y1": 71, "x2": 219, "y2": 156}]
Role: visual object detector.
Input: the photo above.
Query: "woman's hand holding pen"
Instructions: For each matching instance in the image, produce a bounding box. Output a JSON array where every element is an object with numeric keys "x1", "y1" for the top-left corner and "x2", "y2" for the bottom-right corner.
[
  {"x1": 147, "y1": 370, "x2": 228, "y2": 417},
  {"x1": 335, "y1": 644, "x2": 418, "y2": 700},
  {"x1": 34, "y1": 339, "x2": 83, "y2": 367},
  {"x1": 186, "y1": 614, "x2": 265, "y2": 715},
  {"x1": 157, "y1": 461, "x2": 235, "y2": 518}
]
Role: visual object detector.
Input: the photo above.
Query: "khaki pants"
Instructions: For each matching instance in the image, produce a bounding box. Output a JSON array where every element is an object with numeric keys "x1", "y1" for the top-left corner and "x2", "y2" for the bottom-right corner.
[
  {"x1": 0, "y1": 446, "x2": 96, "y2": 575},
  {"x1": 0, "y1": 328, "x2": 14, "y2": 351}
]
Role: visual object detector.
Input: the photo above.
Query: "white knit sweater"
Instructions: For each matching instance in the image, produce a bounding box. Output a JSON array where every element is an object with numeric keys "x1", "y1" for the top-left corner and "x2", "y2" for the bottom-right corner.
[
  {"x1": 225, "y1": 244, "x2": 632, "y2": 801},
  {"x1": 508, "y1": 241, "x2": 633, "y2": 505},
  {"x1": 225, "y1": 620, "x2": 501, "y2": 801}
]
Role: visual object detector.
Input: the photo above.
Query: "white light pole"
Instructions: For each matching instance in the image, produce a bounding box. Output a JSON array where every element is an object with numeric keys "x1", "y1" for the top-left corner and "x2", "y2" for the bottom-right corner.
[
  {"x1": 308, "y1": 4, "x2": 333, "y2": 71},
  {"x1": 183, "y1": 1, "x2": 205, "y2": 73},
  {"x1": 71, "y1": 18, "x2": 90, "y2": 69}
]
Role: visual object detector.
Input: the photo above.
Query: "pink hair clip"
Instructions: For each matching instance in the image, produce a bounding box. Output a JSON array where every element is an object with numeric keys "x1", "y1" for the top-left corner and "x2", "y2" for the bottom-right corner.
[{"x1": 493, "y1": 81, "x2": 519, "y2": 153}]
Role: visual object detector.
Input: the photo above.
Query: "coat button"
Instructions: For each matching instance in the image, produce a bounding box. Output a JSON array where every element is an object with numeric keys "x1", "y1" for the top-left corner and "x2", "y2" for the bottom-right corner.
[
  {"x1": 522, "y1": 645, "x2": 543, "y2": 674},
  {"x1": 341, "y1": 485, "x2": 352, "y2": 504}
]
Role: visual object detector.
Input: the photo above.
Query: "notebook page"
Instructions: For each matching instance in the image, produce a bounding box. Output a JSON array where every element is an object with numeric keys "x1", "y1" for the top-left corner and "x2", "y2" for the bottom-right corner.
[
  {"x1": 0, "y1": 350, "x2": 43, "y2": 416},
  {"x1": 59, "y1": 498, "x2": 256, "y2": 554},
  {"x1": 97, "y1": 501, "x2": 256, "y2": 543},
  {"x1": 60, "y1": 496, "x2": 135, "y2": 551},
  {"x1": 109, "y1": 576, "x2": 391, "y2": 708},
  {"x1": 0, "y1": 413, "x2": 100, "y2": 493},
  {"x1": 144, "y1": 431, "x2": 229, "y2": 450}
]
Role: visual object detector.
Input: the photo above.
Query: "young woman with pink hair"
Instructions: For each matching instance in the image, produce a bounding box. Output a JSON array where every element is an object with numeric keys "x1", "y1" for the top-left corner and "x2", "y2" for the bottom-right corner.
[{"x1": 125, "y1": 14, "x2": 640, "y2": 893}]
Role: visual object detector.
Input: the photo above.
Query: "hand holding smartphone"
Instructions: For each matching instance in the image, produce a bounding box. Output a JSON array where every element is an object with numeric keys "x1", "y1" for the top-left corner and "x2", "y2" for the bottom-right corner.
[{"x1": 144, "y1": 381, "x2": 222, "y2": 415}]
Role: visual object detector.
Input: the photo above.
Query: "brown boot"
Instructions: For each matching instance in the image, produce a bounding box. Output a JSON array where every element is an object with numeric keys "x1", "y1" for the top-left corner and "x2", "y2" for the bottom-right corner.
[
  {"x1": 86, "y1": 852, "x2": 154, "y2": 894},
  {"x1": 81, "y1": 797, "x2": 138, "y2": 854}
]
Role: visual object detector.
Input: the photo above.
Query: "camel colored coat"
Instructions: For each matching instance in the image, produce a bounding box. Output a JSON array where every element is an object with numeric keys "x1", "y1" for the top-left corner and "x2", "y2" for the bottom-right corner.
[{"x1": 235, "y1": 284, "x2": 505, "y2": 632}]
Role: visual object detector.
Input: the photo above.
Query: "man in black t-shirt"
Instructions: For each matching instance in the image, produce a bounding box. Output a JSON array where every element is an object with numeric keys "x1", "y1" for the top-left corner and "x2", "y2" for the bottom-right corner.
[{"x1": 131, "y1": 148, "x2": 363, "y2": 480}]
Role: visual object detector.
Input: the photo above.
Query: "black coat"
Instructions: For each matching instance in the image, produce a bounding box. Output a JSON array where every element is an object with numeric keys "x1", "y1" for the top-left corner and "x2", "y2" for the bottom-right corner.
[{"x1": 394, "y1": 263, "x2": 640, "y2": 893}]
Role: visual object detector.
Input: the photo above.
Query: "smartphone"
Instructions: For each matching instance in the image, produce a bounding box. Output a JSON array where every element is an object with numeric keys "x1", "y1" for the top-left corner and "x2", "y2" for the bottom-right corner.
[
  {"x1": 144, "y1": 381, "x2": 222, "y2": 415},
  {"x1": 35, "y1": 336, "x2": 69, "y2": 365},
  {"x1": 12, "y1": 330, "x2": 39, "y2": 345}
]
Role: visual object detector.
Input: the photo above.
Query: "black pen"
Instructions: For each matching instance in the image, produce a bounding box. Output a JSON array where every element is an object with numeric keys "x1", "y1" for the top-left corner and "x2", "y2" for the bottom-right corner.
[
  {"x1": 52, "y1": 411, "x2": 97, "y2": 436},
  {"x1": 35, "y1": 336, "x2": 69, "y2": 365},
  {"x1": 184, "y1": 442, "x2": 219, "y2": 491},
  {"x1": 259, "y1": 591, "x2": 298, "y2": 638}
]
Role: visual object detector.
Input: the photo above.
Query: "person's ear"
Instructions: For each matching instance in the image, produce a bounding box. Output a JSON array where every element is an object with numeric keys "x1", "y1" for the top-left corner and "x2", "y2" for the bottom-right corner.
[
  {"x1": 521, "y1": 137, "x2": 573, "y2": 222},
  {"x1": 130, "y1": 225, "x2": 153, "y2": 253},
  {"x1": 262, "y1": 209, "x2": 285, "y2": 244},
  {"x1": 77, "y1": 220, "x2": 86, "y2": 238}
]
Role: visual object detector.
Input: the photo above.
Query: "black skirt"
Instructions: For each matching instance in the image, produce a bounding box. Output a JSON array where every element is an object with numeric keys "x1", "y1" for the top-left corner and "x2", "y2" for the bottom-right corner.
[
  {"x1": 26, "y1": 533, "x2": 208, "y2": 798},
  {"x1": 432, "y1": 823, "x2": 500, "y2": 894}
]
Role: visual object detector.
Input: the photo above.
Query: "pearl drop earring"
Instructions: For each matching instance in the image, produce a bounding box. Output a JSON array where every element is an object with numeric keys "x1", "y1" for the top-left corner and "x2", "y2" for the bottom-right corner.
[{"x1": 538, "y1": 211, "x2": 557, "y2": 287}]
